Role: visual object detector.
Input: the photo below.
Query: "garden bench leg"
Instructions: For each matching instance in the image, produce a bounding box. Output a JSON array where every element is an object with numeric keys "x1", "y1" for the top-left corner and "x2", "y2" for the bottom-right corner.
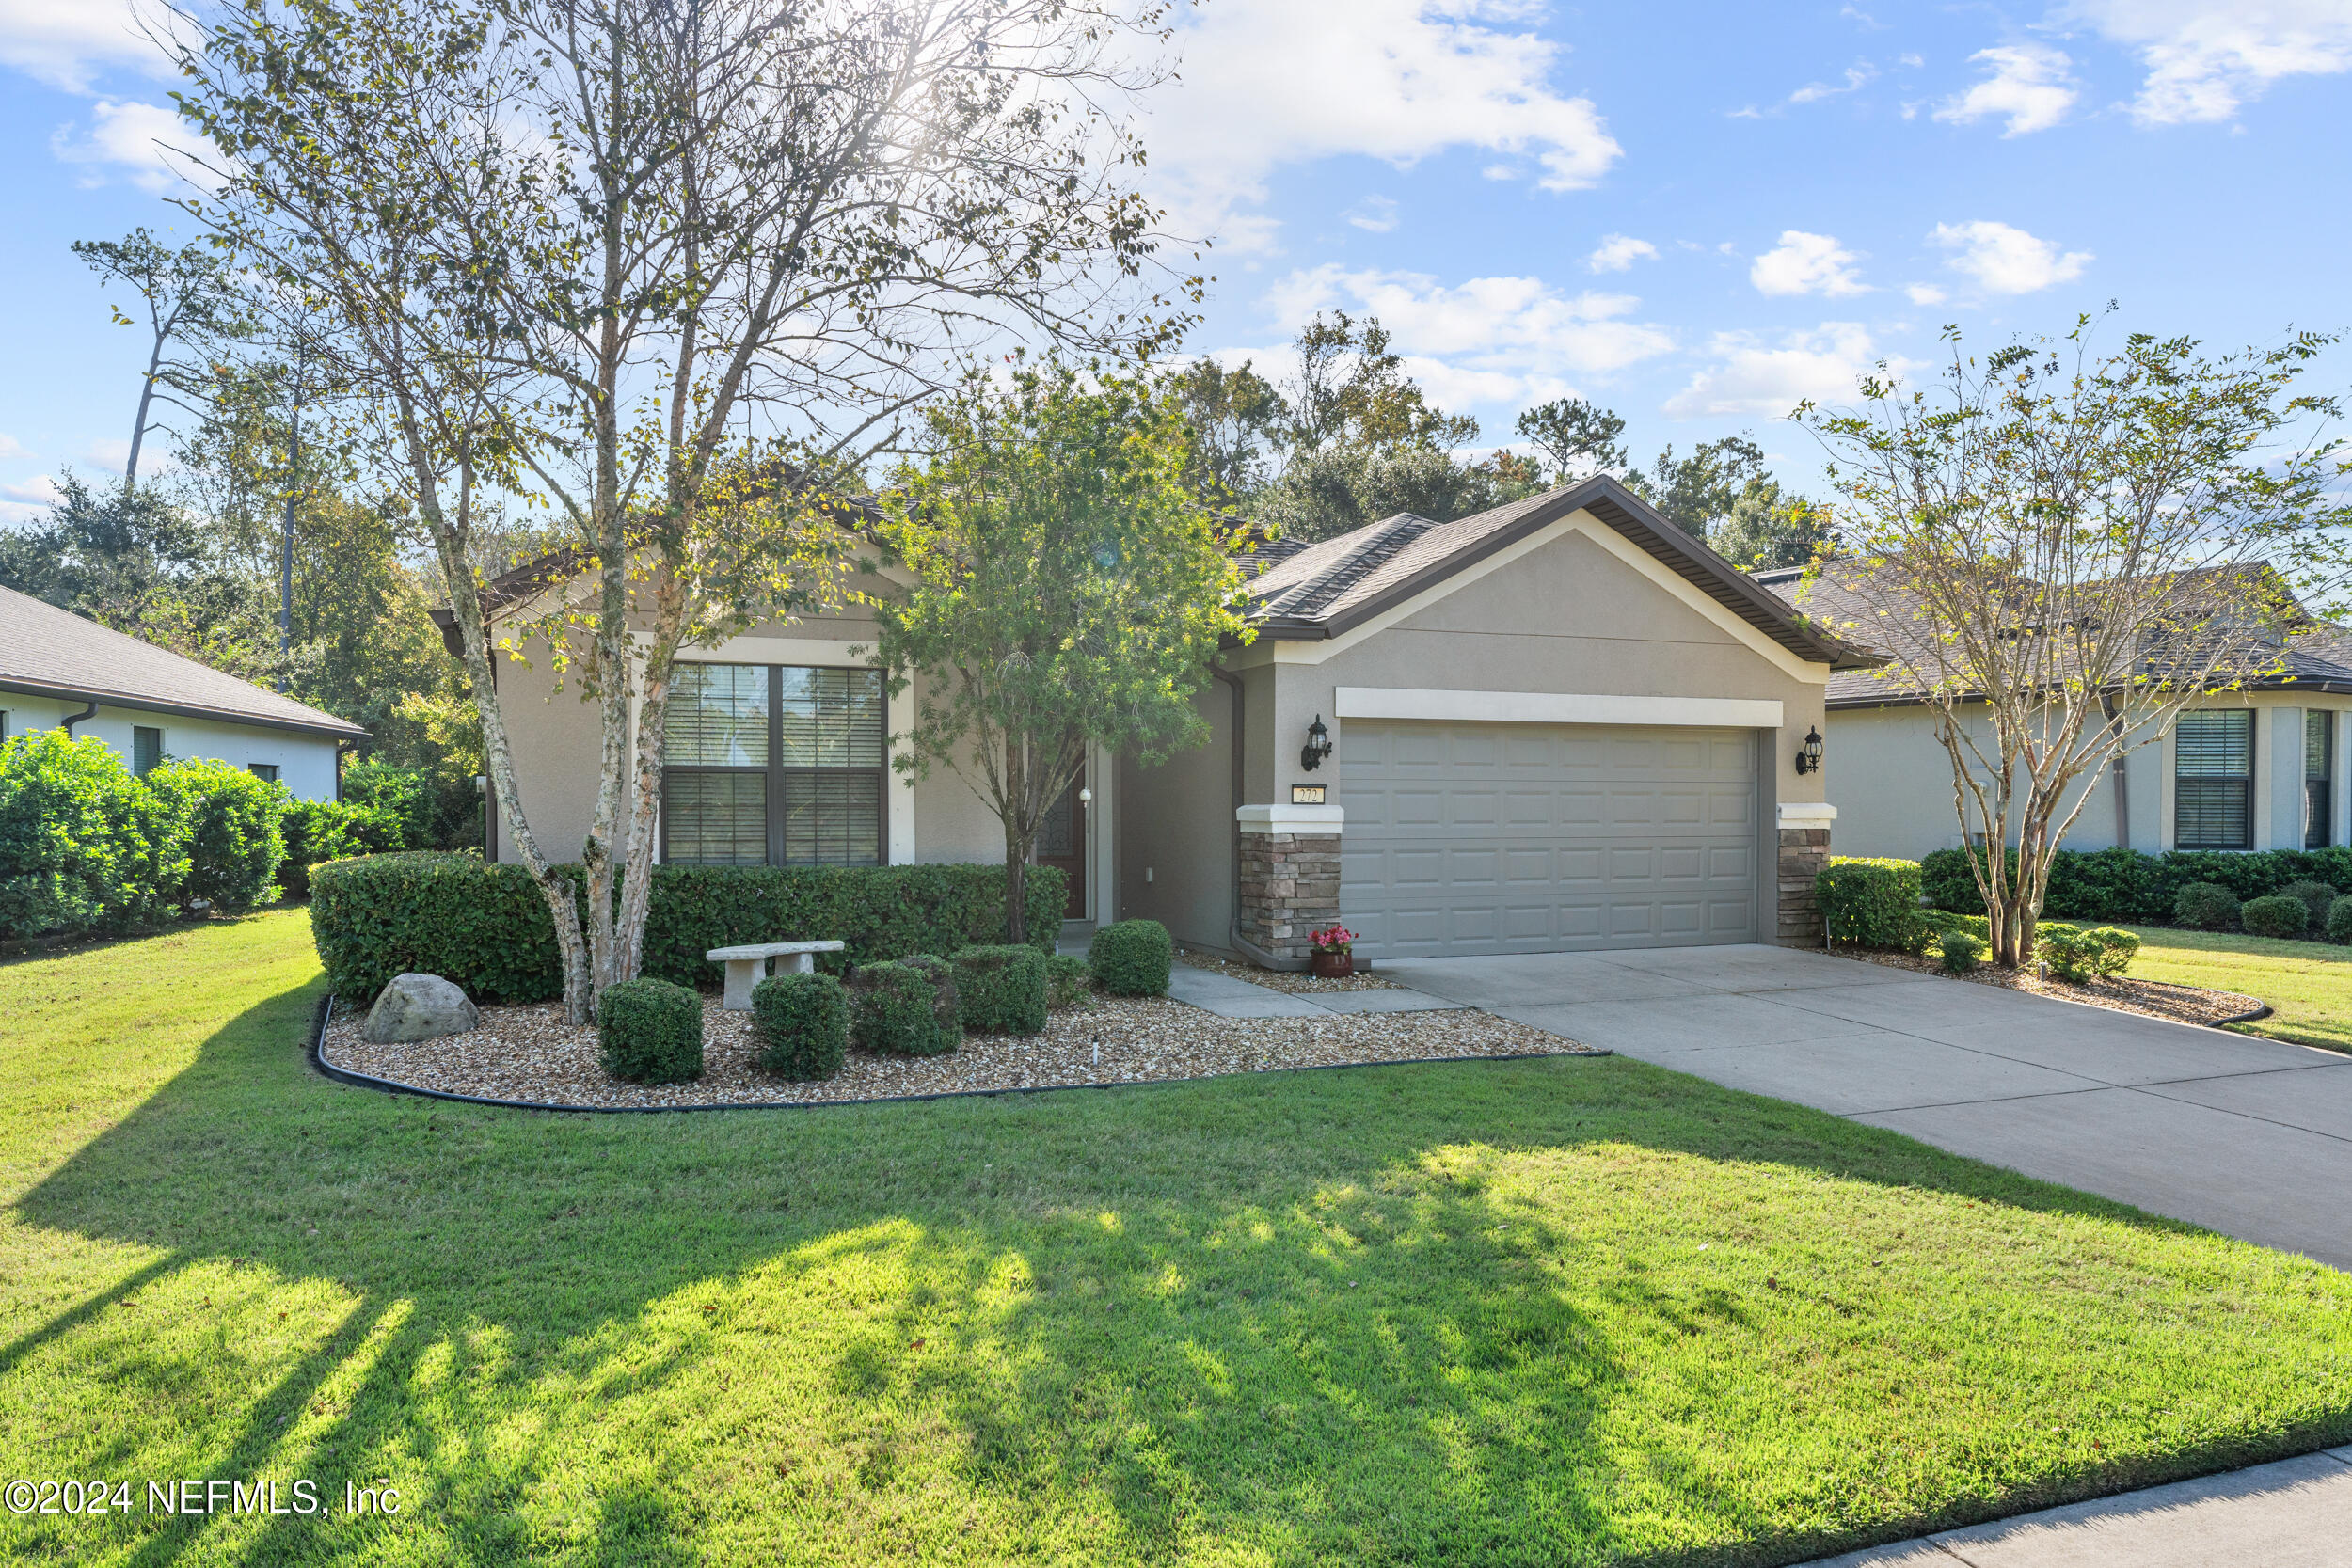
[{"x1": 722, "y1": 958, "x2": 769, "y2": 1011}]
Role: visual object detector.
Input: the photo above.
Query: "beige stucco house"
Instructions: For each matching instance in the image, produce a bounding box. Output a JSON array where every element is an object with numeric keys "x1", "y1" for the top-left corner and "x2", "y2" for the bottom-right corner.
[
  {"x1": 1754, "y1": 564, "x2": 2352, "y2": 862},
  {"x1": 455, "y1": 477, "x2": 1878, "y2": 965}
]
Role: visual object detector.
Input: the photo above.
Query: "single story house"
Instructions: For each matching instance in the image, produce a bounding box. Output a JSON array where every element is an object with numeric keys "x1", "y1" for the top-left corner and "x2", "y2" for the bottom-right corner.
[
  {"x1": 458, "y1": 476, "x2": 1882, "y2": 963},
  {"x1": 0, "y1": 582, "x2": 365, "y2": 798},
  {"x1": 1755, "y1": 563, "x2": 2352, "y2": 861}
]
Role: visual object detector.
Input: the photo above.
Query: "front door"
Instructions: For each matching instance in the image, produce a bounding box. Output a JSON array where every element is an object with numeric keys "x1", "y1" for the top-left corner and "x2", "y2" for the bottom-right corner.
[{"x1": 1035, "y1": 766, "x2": 1088, "y2": 920}]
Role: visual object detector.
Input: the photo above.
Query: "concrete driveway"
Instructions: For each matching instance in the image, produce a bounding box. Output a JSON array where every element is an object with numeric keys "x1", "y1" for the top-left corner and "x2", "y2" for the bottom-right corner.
[{"x1": 1377, "y1": 943, "x2": 2352, "y2": 1269}]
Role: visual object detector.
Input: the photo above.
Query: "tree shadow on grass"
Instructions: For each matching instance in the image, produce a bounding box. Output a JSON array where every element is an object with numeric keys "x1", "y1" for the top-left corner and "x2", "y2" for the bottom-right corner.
[{"x1": 8, "y1": 975, "x2": 2350, "y2": 1565}]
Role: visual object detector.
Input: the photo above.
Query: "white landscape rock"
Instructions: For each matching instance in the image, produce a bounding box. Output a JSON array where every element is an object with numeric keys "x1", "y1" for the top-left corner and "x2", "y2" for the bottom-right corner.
[{"x1": 360, "y1": 973, "x2": 480, "y2": 1044}]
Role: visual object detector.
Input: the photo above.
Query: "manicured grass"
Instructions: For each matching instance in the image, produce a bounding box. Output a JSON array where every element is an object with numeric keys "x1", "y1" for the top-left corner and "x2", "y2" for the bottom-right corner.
[
  {"x1": 2122, "y1": 925, "x2": 2352, "y2": 1052},
  {"x1": 6, "y1": 912, "x2": 2352, "y2": 1566}
]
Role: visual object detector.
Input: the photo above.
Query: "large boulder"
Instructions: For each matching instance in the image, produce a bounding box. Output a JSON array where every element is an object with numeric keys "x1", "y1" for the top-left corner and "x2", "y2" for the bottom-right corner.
[{"x1": 360, "y1": 973, "x2": 480, "y2": 1044}]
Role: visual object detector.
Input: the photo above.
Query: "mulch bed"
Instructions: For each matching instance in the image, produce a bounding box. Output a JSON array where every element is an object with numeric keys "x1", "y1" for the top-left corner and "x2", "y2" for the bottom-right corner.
[
  {"x1": 1838, "y1": 946, "x2": 2266, "y2": 1028},
  {"x1": 1175, "y1": 950, "x2": 1396, "y2": 993},
  {"x1": 320, "y1": 991, "x2": 1598, "y2": 1110}
]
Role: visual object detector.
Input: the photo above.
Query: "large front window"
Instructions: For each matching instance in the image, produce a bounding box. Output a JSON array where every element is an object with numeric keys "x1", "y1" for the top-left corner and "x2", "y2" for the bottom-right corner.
[
  {"x1": 660, "y1": 663, "x2": 885, "y2": 866},
  {"x1": 2309, "y1": 710, "x2": 2336, "y2": 849},
  {"x1": 2175, "y1": 708, "x2": 2253, "y2": 851}
]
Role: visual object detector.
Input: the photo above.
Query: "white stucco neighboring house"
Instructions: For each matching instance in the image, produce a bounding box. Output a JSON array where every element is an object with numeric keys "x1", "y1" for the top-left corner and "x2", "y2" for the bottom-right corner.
[
  {"x1": 1756, "y1": 563, "x2": 2352, "y2": 861},
  {"x1": 0, "y1": 583, "x2": 368, "y2": 798}
]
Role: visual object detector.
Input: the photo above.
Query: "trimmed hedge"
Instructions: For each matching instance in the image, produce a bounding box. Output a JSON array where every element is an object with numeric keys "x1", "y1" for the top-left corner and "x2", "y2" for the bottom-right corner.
[
  {"x1": 309, "y1": 854, "x2": 1066, "y2": 1004},
  {"x1": 280, "y1": 798, "x2": 405, "y2": 898},
  {"x1": 1817, "y1": 857, "x2": 1922, "y2": 949},
  {"x1": 850, "y1": 961, "x2": 955, "y2": 1055},
  {"x1": 598, "y1": 977, "x2": 704, "y2": 1084},
  {"x1": 1924, "y1": 844, "x2": 2352, "y2": 923},
  {"x1": 2174, "y1": 882, "x2": 2240, "y2": 931},
  {"x1": 1089, "y1": 920, "x2": 1172, "y2": 996},
  {"x1": 2281, "y1": 880, "x2": 2338, "y2": 930},
  {"x1": 145, "y1": 759, "x2": 286, "y2": 913},
  {"x1": 2241, "y1": 895, "x2": 2308, "y2": 940},
  {"x1": 954, "y1": 944, "x2": 1048, "y2": 1036},
  {"x1": 1936, "y1": 929, "x2": 1986, "y2": 974},
  {"x1": 2042, "y1": 925, "x2": 2139, "y2": 982},
  {"x1": 752, "y1": 971, "x2": 848, "y2": 1081},
  {"x1": 1046, "y1": 953, "x2": 1093, "y2": 1010},
  {"x1": 2329, "y1": 897, "x2": 2352, "y2": 943}
]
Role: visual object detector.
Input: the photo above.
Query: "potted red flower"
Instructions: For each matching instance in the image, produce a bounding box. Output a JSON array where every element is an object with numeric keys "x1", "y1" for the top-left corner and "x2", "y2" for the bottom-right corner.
[{"x1": 1308, "y1": 925, "x2": 1359, "y2": 979}]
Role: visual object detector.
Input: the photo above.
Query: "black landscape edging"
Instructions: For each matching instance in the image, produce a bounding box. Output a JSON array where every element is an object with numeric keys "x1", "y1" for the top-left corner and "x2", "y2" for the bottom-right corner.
[{"x1": 306, "y1": 992, "x2": 1610, "y2": 1117}]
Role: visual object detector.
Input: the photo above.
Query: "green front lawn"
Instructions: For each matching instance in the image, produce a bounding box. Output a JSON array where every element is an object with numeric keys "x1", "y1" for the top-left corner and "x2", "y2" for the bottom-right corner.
[
  {"x1": 6, "y1": 912, "x2": 2352, "y2": 1566},
  {"x1": 2122, "y1": 925, "x2": 2352, "y2": 1052}
]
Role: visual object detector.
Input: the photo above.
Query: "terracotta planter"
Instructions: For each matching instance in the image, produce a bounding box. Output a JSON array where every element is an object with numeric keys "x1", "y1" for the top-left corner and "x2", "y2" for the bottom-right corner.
[{"x1": 1309, "y1": 948, "x2": 1353, "y2": 979}]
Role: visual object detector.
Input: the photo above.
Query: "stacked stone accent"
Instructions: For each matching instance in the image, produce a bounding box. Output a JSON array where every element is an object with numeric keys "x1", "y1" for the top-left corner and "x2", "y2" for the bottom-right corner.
[
  {"x1": 1237, "y1": 832, "x2": 1343, "y2": 965},
  {"x1": 1776, "y1": 824, "x2": 1830, "y2": 945}
]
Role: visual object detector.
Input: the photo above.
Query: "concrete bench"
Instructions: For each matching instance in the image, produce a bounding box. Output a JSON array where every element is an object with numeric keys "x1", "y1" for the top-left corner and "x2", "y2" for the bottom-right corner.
[{"x1": 707, "y1": 941, "x2": 846, "y2": 1010}]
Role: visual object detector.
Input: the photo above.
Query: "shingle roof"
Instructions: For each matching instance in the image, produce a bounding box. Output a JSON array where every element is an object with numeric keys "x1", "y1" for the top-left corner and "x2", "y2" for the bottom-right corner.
[
  {"x1": 1755, "y1": 561, "x2": 2352, "y2": 706},
  {"x1": 0, "y1": 584, "x2": 367, "y2": 739},
  {"x1": 1241, "y1": 475, "x2": 1882, "y2": 669}
]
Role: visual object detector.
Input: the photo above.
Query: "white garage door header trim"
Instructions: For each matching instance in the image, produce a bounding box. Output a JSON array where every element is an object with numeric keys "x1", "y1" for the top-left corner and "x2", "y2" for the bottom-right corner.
[{"x1": 1334, "y1": 688, "x2": 1785, "y2": 730}]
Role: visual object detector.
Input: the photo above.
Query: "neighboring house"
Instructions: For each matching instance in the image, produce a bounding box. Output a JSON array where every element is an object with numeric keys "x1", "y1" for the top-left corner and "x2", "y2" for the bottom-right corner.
[
  {"x1": 1756, "y1": 563, "x2": 2352, "y2": 862},
  {"x1": 453, "y1": 476, "x2": 1880, "y2": 963},
  {"x1": 0, "y1": 583, "x2": 365, "y2": 799}
]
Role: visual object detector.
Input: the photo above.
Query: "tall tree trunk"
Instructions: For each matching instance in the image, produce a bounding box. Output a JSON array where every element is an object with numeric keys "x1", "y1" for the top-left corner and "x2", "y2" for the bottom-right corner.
[
  {"x1": 1003, "y1": 732, "x2": 1029, "y2": 946},
  {"x1": 125, "y1": 333, "x2": 164, "y2": 488}
]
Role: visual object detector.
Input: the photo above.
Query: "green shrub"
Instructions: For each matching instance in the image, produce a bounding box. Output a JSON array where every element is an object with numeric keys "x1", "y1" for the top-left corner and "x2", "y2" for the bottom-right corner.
[
  {"x1": 2281, "y1": 880, "x2": 2339, "y2": 930},
  {"x1": 2241, "y1": 895, "x2": 2308, "y2": 940},
  {"x1": 278, "y1": 798, "x2": 405, "y2": 897},
  {"x1": 2328, "y1": 896, "x2": 2352, "y2": 944},
  {"x1": 0, "y1": 731, "x2": 185, "y2": 939},
  {"x1": 850, "y1": 961, "x2": 954, "y2": 1055},
  {"x1": 2090, "y1": 926, "x2": 2141, "y2": 974},
  {"x1": 309, "y1": 855, "x2": 1065, "y2": 1005},
  {"x1": 597, "y1": 977, "x2": 704, "y2": 1084},
  {"x1": 1937, "y1": 930, "x2": 1986, "y2": 974},
  {"x1": 897, "y1": 953, "x2": 963, "y2": 1047},
  {"x1": 954, "y1": 944, "x2": 1048, "y2": 1036},
  {"x1": 751, "y1": 972, "x2": 848, "y2": 1081},
  {"x1": 1923, "y1": 844, "x2": 2352, "y2": 924},
  {"x1": 2174, "y1": 881, "x2": 2241, "y2": 930},
  {"x1": 1046, "y1": 952, "x2": 1093, "y2": 1009},
  {"x1": 342, "y1": 757, "x2": 484, "y2": 852},
  {"x1": 1817, "y1": 857, "x2": 1923, "y2": 949},
  {"x1": 1089, "y1": 920, "x2": 1172, "y2": 996},
  {"x1": 144, "y1": 759, "x2": 286, "y2": 913},
  {"x1": 2041, "y1": 925, "x2": 2137, "y2": 983}
]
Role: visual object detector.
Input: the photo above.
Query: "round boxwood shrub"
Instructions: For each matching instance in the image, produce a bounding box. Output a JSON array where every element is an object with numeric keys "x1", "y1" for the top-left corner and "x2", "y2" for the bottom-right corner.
[
  {"x1": 2328, "y1": 896, "x2": 2352, "y2": 943},
  {"x1": 751, "y1": 971, "x2": 848, "y2": 1081},
  {"x1": 850, "y1": 960, "x2": 953, "y2": 1055},
  {"x1": 2173, "y1": 881, "x2": 2240, "y2": 931},
  {"x1": 2241, "y1": 895, "x2": 2309, "y2": 940},
  {"x1": 597, "y1": 976, "x2": 704, "y2": 1084},
  {"x1": 954, "y1": 944, "x2": 1048, "y2": 1036},
  {"x1": 2281, "y1": 880, "x2": 2340, "y2": 931},
  {"x1": 1936, "y1": 929, "x2": 1985, "y2": 974},
  {"x1": 1089, "y1": 919, "x2": 1172, "y2": 996},
  {"x1": 896, "y1": 953, "x2": 963, "y2": 1048},
  {"x1": 1045, "y1": 952, "x2": 1093, "y2": 1010}
]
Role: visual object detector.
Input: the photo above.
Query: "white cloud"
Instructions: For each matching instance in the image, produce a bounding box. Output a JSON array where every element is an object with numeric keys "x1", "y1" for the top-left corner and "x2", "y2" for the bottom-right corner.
[
  {"x1": 1905, "y1": 282, "x2": 1948, "y2": 305},
  {"x1": 1253, "y1": 263, "x2": 1674, "y2": 407},
  {"x1": 1664, "y1": 324, "x2": 1892, "y2": 420},
  {"x1": 0, "y1": 473, "x2": 63, "y2": 526},
  {"x1": 1142, "y1": 0, "x2": 1620, "y2": 252},
  {"x1": 1789, "y1": 61, "x2": 1877, "y2": 103},
  {"x1": 1344, "y1": 195, "x2": 1399, "y2": 233},
  {"x1": 0, "y1": 435, "x2": 26, "y2": 461},
  {"x1": 1934, "y1": 43, "x2": 2080, "y2": 135},
  {"x1": 2065, "y1": 0, "x2": 2352, "y2": 124},
  {"x1": 1750, "y1": 230, "x2": 1868, "y2": 297},
  {"x1": 0, "y1": 0, "x2": 165, "y2": 92},
  {"x1": 51, "y1": 98, "x2": 191, "y2": 192},
  {"x1": 1587, "y1": 234, "x2": 1658, "y2": 274},
  {"x1": 1931, "y1": 219, "x2": 2092, "y2": 293}
]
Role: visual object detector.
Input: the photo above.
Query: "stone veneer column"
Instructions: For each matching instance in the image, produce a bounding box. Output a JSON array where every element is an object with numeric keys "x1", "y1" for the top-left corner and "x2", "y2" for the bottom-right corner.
[
  {"x1": 1234, "y1": 803, "x2": 1343, "y2": 968},
  {"x1": 1773, "y1": 802, "x2": 1836, "y2": 946}
]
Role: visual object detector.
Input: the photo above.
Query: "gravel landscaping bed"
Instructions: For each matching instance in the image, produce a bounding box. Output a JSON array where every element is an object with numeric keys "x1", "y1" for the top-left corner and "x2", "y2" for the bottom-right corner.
[
  {"x1": 1838, "y1": 946, "x2": 2266, "y2": 1028},
  {"x1": 320, "y1": 991, "x2": 1597, "y2": 1109},
  {"x1": 1175, "y1": 949, "x2": 1396, "y2": 992}
]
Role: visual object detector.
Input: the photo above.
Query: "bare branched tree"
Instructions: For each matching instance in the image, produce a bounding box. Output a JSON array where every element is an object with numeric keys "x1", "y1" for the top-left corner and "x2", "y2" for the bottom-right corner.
[
  {"x1": 169, "y1": 0, "x2": 1200, "y2": 1022},
  {"x1": 1798, "y1": 320, "x2": 2352, "y2": 966}
]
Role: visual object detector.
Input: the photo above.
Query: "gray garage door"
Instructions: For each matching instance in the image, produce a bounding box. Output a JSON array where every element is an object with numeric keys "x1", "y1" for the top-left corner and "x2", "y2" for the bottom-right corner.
[{"x1": 1339, "y1": 721, "x2": 1758, "y2": 958}]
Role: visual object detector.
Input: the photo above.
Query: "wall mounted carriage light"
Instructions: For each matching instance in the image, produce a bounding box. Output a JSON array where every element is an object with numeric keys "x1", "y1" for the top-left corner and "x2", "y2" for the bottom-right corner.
[
  {"x1": 1794, "y1": 725, "x2": 1825, "y2": 775},
  {"x1": 1301, "y1": 715, "x2": 1334, "y2": 772}
]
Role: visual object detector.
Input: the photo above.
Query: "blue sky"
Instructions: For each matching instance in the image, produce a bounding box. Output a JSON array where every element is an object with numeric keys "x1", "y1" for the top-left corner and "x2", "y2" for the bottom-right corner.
[{"x1": 2, "y1": 0, "x2": 2348, "y2": 522}]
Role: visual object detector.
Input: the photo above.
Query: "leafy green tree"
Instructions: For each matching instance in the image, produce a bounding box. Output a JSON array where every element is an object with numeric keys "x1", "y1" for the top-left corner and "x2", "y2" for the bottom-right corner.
[
  {"x1": 72, "y1": 230, "x2": 248, "y2": 487},
  {"x1": 1516, "y1": 397, "x2": 1630, "y2": 482},
  {"x1": 1627, "y1": 435, "x2": 1769, "y2": 538},
  {"x1": 867, "y1": 363, "x2": 1252, "y2": 944},
  {"x1": 1708, "y1": 480, "x2": 1836, "y2": 569},
  {"x1": 1164, "y1": 357, "x2": 1285, "y2": 501},
  {"x1": 1282, "y1": 312, "x2": 1476, "y2": 456}
]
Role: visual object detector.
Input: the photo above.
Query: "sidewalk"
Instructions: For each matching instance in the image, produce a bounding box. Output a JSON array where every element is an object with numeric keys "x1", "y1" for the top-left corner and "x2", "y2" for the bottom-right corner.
[{"x1": 1801, "y1": 1446, "x2": 2352, "y2": 1566}]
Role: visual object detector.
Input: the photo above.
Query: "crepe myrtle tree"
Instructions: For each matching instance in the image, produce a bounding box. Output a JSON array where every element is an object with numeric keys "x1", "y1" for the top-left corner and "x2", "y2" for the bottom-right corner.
[
  {"x1": 866, "y1": 361, "x2": 1254, "y2": 944},
  {"x1": 1799, "y1": 318, "x2": 2352, "y2": 967},
  {"x1": 170, "y1": 0, "x2": 1199, "y2": 1022}
]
